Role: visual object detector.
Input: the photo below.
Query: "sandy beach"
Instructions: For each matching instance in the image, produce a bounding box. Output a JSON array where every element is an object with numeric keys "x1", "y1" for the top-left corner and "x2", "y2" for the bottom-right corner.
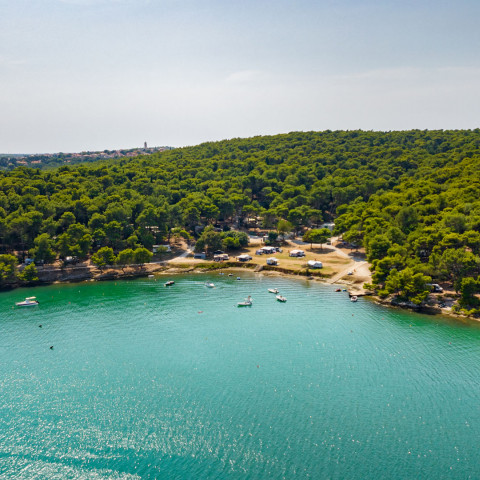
[{"x1": 26, "y1": 237, "x2": 466, "y2": 321}]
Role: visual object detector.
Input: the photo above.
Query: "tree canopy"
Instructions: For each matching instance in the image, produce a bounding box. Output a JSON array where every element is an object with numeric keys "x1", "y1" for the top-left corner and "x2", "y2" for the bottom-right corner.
[{"x1": 1, "y1": 129, "x2": 480, "y2": 309}]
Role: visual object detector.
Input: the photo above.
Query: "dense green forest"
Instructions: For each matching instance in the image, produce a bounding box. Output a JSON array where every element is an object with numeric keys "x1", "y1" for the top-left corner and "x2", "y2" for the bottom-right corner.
[{"x1": 1, "y1": 129, "x2": 480, "y2": 312}]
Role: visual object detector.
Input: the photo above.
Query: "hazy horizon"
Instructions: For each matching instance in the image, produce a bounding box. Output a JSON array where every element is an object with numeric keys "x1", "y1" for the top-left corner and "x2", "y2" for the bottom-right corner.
[
  {"x1": 4, "y1": 126, "x2": 480, "y2": 157},
  {"x1": 1, "y1": 0, "x2": 479, "y2": 154}
]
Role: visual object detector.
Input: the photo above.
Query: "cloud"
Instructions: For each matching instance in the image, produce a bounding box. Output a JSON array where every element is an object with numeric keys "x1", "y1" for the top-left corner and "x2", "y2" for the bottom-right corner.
[
  {"x1": 330, "y1": 65, "x2": 480, "y2": 87},
  {"x1": 0, "y1": 55, "x2": 26, "y2": 69},
  {"x1": 225, "y1": 70, "x2": 267, "y2": 84}
]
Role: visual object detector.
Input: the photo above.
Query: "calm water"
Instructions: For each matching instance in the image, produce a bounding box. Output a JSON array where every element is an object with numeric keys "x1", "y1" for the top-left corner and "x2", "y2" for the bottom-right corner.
[{"x1": 0, "y1": 273, "x2": 479, "y2": 479}]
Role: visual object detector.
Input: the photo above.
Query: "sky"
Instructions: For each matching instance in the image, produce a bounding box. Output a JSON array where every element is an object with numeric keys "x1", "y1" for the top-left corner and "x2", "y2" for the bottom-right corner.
[{"x1": 1, "y1": 0, "x2": 479, "y2": 153}]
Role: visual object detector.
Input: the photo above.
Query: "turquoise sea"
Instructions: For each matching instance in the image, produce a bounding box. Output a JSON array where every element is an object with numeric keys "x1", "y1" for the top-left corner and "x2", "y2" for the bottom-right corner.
[{"x1": 0, "y1": 272, "x2": 479, "y2": 479}]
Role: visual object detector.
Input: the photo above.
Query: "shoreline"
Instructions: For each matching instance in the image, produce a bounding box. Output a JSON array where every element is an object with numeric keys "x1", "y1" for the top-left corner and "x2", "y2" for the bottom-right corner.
[{"x1": 7, "y1": 256, "x2": 473, "y2": 324}]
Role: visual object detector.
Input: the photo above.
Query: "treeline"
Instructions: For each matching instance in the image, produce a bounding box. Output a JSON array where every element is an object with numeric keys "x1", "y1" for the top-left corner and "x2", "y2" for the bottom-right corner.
[
  {"x1": 1, "y1": 129, "x2": 480, "y2": 310},
  {"x1": 333, "y1": 132, "x2": 480, "y2": 313}
]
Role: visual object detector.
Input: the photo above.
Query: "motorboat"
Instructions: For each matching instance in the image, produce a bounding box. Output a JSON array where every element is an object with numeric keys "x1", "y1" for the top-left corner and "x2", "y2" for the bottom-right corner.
[
  {"x1": 238, "y1": 295, "x2": 253, "y2": 307},
  {"x1": 15, "y1": 296, "x2": 39, "y2": 307},
  {"x1": 164, "y1": 280, "x2": 175, "y2": 286},
  {"x1": 276, "y1": 295, "x2": 287, "y2": 302},
  {"x1": 350, "y1": 295, "x2": 358, "y2": 302},
  {"x1": 236, "y1": 277, "x2": 241, "y2": 280},
  {"x1": 268, "y1": 288, "x2": 279, "y2": 294},
  {"x1": 205, "y1": 282, "x2": 215, "y2": 288},
  {"x1": 148, "y1": 274, "x2": 155, "y2": 278}
]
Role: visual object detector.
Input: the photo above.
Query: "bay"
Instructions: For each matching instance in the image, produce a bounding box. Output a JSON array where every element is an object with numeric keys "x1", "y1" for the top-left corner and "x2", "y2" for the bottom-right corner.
[{"x1": 0, "y1": 272, "x2": 479, "y2": 479}]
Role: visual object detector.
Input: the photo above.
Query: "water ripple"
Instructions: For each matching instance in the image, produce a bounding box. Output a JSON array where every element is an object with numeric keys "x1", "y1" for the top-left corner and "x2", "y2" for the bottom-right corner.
[{"x1": 0, "y1": 274, "x2": 479, "y2": 478}]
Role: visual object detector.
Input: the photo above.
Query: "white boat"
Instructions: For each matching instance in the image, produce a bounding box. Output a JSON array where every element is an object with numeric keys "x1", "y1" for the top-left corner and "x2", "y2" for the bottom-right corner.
[
  {"x1": 205, "y1": 282, "x2": 215, "y2": 288},
  {"x1": 276, "y1": 295, "x2": 287, "y2": 302},
  {"x1": 238, "y1": 295, "x2": 253, "y2": 307},
  {"x1": 15, "y1": 296, "x2": 39, "y2": 307},
  {"x1": 148, "y1": 274, "x2": 155, "y2": 278},
  {"x1": 164, "y1": 280, "x2": 175, "y2": 286},
  {"x1": 350, "y1": 295, "x2": 358, "y2": 302},
  {"x1": 268, "y1": 288, "x2": 279, "y2": 294}
]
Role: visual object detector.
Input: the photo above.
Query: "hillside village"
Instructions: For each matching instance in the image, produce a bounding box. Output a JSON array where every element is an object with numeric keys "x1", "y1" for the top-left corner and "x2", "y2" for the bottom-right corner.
[{"x1": 0, "y1": 146, "x2": 172, "y2": 170}]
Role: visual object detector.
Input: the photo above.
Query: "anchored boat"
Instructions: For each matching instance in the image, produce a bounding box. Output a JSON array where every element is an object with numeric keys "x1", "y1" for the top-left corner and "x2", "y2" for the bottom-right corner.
[
  {"x1": 15, "y1": 297, "x2": 39, "y2": 307},
  {"x1": 238, "y1": 295, "x2": 253, "y2": 307}
]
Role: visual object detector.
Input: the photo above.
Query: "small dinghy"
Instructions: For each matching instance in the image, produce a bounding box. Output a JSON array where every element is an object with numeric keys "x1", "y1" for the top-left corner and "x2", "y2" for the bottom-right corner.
[
  {"x1": 276, "y1": 295, "x2": 287, "y2": 303},
  {"x1": 205, "y1": 282, "x2": 215, "y2": 288},
  {"x1": 238, "y1": 295, "x2": 253, "y2": 307}
]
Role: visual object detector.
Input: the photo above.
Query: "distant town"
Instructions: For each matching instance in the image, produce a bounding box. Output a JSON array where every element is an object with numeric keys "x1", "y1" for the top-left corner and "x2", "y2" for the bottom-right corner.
[{"x1": 0, "y1": 144, "x2": 173, "y2": 170}]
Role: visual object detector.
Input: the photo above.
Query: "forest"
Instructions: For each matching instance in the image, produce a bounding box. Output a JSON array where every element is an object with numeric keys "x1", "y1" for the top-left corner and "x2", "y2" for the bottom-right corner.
[{"x1": 1, "y1": 129, "x2": 480, "y2": 313}]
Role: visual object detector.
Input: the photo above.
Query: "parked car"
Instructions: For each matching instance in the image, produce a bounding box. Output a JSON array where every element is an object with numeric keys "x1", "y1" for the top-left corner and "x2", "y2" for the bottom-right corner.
[{"x1": 63, "y1": 256, "x2": 79, "y2": 265}]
